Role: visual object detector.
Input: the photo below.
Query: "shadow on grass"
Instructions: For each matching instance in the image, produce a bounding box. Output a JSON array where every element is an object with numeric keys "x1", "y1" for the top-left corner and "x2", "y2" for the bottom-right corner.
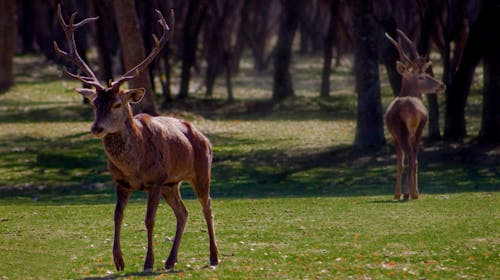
[
  {"x1": 82, "y1": 270, "x2": 178, "y2": 280},
  {"x1": 0, "y1": 104, "x2": 93, "y2": 123},
  {"x1": 1, "y1": 136, "x2": 497, "y2": 206}
]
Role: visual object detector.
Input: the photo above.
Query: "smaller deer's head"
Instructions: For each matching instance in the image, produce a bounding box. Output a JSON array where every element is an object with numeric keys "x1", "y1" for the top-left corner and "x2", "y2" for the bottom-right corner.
[
  {"x1": 386, "y1": 30, "x2": 446, "y2": 98},
  {"x1": 395, "y1": 60, "x2": 446, "y2": 96},
  {"x1": 53, "y1": 4, "x2": 174, "y2": 137}
]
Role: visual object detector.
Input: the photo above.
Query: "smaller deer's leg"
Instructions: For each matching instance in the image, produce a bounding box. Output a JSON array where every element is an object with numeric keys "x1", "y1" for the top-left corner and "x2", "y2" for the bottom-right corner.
[
  {"x1": 410, "y1": 150, "x2": 419, "y2": 199},
  {"x1": 411, "y1": 122, "x2": 425, "y2": 199},
  {"x1": 394, "y1": 145, "x2": 404, "y2": 200},
  {"x1": 162, "y1": 184, "x2": 188, "y2": 271},
  {"x1": 113, "y1": 185, "x2": 131, "y2": 271},
  {"x1": 144, "y1": 186, "x2": 161, "y2": 272},
  {"x1": 404, "y1": 152, "x2": 416, "y2": 201}
]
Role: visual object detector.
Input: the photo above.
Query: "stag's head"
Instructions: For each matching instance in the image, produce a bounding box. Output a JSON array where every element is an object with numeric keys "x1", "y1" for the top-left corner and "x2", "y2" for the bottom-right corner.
[
  {"x1": 53, "y1": 5, "x2": 174, "y2": 137},
  {"x1": 385, "y1": 29, "x2": 445, "y2": 97}
]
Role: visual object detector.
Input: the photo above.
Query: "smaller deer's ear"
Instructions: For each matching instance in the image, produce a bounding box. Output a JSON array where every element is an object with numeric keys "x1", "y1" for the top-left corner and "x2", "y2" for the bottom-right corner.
[
  {"x1": 124, "y1": 88, "x2": 145, "y2": 103},
  {"x1": 76, "y1": 88, "x2": 96, "y2": 101},
  {"x1": 396, "y1": 61, "x2": 407, "y2": 74}
]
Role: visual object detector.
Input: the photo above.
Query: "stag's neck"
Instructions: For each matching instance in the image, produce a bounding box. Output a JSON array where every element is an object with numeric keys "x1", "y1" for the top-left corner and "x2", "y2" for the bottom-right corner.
[
  {"x1": 399, "y1": 81, "x2": 423, "y2": 99},
  {"x1": 103, "y1": 116, "x2": 141, "y2": 159}
]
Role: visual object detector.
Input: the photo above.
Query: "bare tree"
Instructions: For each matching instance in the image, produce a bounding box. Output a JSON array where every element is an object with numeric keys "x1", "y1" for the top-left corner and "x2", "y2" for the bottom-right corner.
[
  {"x1": 272, "y1": 0, "x2": 305, "y2": 102},
  {"x1": 351, "y1": 0, "x2": 386, "y2": 149},
  {"x1": 178, "y1": 0, "x2": 207, "y2": 100},
  {"x1": 320, "y1": 0, "x2": 340, "y2": 98},
  {"x1": 0, "y1": 0, "x2": 17, "y2": 92},
  {"x1": 444, "y1": 0, "x2": 499, "y2": 142},
  {"x1": 236, "y1": 0, "x2": 279, "y2": 72},
  {"x1": 203, "y1": 0, "x2": 243, "y2": 101},
  {"x1": 112, "y1": 0, "x2": 158, "y2": 115}
]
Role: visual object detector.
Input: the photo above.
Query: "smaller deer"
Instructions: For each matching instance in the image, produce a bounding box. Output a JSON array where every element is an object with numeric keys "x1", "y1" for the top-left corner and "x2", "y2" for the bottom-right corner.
[
  {"x1": 54, "y1": 5, "x2": 218, "y2": 272},
  {"x1": 384, "y1": 30, "x2": 446, "y2": 200}
]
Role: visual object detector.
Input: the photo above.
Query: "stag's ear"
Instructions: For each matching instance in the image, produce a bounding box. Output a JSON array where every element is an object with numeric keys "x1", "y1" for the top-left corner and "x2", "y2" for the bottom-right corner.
[
  {"x1": 396, "y1": 61, "x2": 407, "y2": 74},
  {"x1": 76, "y1": 88, "x2": 96, "y2": 101},
  {"x1": 124, "y1": 88, "x2": 145, "y2": 104}
]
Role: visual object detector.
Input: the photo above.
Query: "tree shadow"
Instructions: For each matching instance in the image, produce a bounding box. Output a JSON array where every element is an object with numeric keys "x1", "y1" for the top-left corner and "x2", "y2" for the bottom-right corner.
[{"x1": 0, "y1": 122, "x2": 498, "y2": 205}]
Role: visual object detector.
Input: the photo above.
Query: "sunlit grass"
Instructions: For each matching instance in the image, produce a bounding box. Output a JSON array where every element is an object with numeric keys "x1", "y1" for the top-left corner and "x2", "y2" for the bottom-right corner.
[{"x1": 0, "y1": 54, "x2": 497, "y2": 279}]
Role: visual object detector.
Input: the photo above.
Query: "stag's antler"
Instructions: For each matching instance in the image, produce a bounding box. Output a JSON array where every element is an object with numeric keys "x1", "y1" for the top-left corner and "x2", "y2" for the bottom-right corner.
[
  {"x1": 111, "y1": 9, "x2": 175, "y2": 89},
  {"x1": 53, "y1": 4, "x2": 104, "y2": 90}
]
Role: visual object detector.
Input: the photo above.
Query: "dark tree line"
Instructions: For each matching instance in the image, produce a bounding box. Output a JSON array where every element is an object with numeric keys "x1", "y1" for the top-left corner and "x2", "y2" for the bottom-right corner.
[{"x1": 1, "y1": 0, "x2": 498, "y2": 147}]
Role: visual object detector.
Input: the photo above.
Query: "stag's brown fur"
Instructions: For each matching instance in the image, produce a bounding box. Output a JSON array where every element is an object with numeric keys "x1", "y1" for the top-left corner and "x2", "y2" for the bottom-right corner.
[
  {"x1": 95, "y1": 88, "x2": 218, "y2": 272},
  {"x1": 53, "y1": 5, "x2": 218, "y2": 272}
]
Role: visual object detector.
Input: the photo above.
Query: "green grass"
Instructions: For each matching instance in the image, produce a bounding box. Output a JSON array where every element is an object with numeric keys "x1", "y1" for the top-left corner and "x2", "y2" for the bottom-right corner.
[
  {"x1": 0, "y1": 194, "x2": 497, "y2": 279},
  {"x1": 0, "y1": 54, "x2": 498, "y2": 279}
]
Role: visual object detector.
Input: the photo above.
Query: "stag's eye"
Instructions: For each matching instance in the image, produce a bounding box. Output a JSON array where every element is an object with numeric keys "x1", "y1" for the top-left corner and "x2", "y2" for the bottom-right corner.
[{"x1": 112, "y1": 103, "x2": 122, "y2": 109}]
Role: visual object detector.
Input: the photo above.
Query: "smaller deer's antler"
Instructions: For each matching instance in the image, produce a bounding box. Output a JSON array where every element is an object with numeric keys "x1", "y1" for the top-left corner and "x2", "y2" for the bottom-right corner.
[
  {"x1": 385, "y1": 31, "x2": 412, "y2": 65},
  {"x1": 385, "y1": 29, "x2": 431, "y2": 73},
  {"x1": 53, "y1": 4, "x2": 104, "y2": 90}
]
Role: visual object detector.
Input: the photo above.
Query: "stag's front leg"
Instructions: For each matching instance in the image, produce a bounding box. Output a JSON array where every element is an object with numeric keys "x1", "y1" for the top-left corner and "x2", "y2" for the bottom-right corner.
[
  {"x1": 144, "y1": 186, "x2": 162, "y2": 272},
  {"x1": 161, "y1": 184, "x2": 188, "y2": 271},
  {"x1": 113, "y1": 185, "x2": 131, "y2": 271}
]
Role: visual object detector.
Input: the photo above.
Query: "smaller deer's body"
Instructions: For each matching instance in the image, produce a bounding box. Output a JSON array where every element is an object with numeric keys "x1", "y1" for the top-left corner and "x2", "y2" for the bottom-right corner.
[
  {"x1": 385, "y1": 30, "x2": 445, "y2": 200},
  {"x1": 53, "y1": 6, "x2": 218, "y2": 272}
]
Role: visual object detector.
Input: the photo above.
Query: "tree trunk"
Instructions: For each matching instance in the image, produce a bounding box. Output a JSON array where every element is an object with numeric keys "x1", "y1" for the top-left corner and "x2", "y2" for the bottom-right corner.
[
  {"x1": 272, "y1": 0, "x2": 303, "y2": 102},
  {"x1": 478, "y1": 0, "x2": 500, "y2": 142},
  {"x1": 93, "y1": 0, "x2": 114, "y2": 82},
  {"x1": 0, "y1": 0, "x2": 17, "y2": 92},
  {"x1": 378, "y1": 18, "x2": 401, "y2": 97},
  {"x1": 351, "y1": 0, "x2": 386, "y2": 149},
  {"x1": 320, "y1": 0, "x2": 338, "y2": 98},
  {"x1": 112, "y1": 0, "x2": 158, "y2": 115},
  {"x1": 18, "y1": 0, "x2": 35, "y2": 54},
  {"x1": 178, "y1": 0, "x2": 206, "y2": 100},
  {"x1": 417, "y1": 0, "x2": 441, "y2": 140},
  {"x1": 444, "y1": 2, "x2": 483, "y2": 141}
]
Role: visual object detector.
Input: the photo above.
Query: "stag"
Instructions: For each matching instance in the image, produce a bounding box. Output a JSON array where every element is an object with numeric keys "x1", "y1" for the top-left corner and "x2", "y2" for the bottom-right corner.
[
  {"x1": 53, "y1": 5, "x2": 218, "y2": 272},
  {"x1": 384, "y1": 30, "x2": 446, "y2": 200}
]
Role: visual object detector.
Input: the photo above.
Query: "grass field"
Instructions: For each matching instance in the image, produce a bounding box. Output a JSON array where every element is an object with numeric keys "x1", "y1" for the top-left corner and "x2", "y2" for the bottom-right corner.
[{"x1": 0, "y1": 55, "x2": 498, "y2": 279}]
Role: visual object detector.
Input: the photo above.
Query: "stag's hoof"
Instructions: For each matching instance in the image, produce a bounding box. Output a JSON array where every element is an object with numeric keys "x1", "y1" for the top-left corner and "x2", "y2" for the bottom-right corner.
[
  {"x1": 142, "y1": 268, "x2": 153, "y2": 274},
  {"x1": 403, "y1": 193, "x2": 410, "y2": 201},
  {"x1": 165, "y1": 260, "x2": 176, "y2": 272},
  {"x1": 210, "y1": 257, "x2": 219, "y2": 267},
  {"x1": 113, "y1": 255, "x2": 125, "y2": 271}
]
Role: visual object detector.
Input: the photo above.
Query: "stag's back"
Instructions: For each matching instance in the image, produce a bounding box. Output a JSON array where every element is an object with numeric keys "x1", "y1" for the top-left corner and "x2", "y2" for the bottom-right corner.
[{"x1": 137, "y1": 115, "x2": 212, "y2": 183}]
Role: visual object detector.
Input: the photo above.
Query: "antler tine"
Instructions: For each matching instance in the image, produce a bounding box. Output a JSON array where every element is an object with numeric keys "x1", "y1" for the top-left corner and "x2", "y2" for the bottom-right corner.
[
  {"x1": 385, "y1": 32, "x2": 412, "y2": 65},
  {"x1": 111, "y1": 9, "x2": 175, "y2": 88},
  {"x1": 54, "y1": 4, "x2": 104, "y2": 90},
  {"x1": 396, "y1": 29, "x2": 419, "y2": 60}
]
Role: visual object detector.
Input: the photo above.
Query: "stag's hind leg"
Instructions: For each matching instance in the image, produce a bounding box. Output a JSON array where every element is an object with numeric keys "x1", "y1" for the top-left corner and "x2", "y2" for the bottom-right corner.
[
  {"x1": 193, "y1": 177, "x2": 219, "y2": 267},
  {"x1": 161, "y1": 183, "x2": 188, "y2": 271}
]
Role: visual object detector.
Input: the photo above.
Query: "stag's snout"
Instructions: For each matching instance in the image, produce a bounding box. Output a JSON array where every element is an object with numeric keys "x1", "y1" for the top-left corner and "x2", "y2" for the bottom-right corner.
[{"x1": 90, "y1": 124, "x2": 105, "y2": 137}]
